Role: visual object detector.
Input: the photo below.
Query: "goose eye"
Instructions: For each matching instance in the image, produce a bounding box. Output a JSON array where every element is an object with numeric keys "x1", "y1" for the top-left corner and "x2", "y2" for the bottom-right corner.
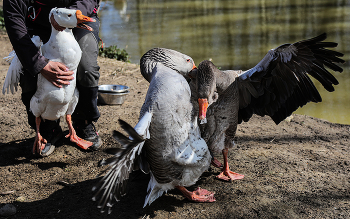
[{"x1": 68, "y1": 14, "x2": 72, "y2": 17}]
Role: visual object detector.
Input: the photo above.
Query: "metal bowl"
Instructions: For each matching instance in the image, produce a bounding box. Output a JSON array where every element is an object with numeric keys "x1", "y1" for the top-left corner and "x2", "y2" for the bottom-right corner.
[
  {"x1": 98, "y1": 85, "x2": 130, "y2": 105},
  {"x1": 98, "y1": 84, "x2": 129, "y2": 93},
  {"x1": 98, "y1": 90, "x2": 130, "y2": 105}
]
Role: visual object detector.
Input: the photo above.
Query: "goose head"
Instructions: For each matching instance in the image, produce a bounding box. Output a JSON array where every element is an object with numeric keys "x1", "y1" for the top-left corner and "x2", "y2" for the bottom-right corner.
[
  {"x1": 196, "y1": 60, "x2": 220, "y2": 121},
  {"x1": 49, "y1": 8, "x2": 95, "y2": 31},
  {"x1": 140, "y1": 48, "x2": 197, "y2": 82}
]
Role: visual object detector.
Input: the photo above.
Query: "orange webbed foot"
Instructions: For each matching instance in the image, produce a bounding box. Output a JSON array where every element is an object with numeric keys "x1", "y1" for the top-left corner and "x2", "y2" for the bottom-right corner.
[
  {"x1": 33, "y1": 133, "x2": 47, "y2": 155},
  {"x1": 65, "y1": 133, "x2": 93, "y2": 150},
  {"x1": 191, "y1": 187, "x2": 216, "y2": 203},
  {"x1": 176, "y1": 186, "x2": 216, "y2": 203},
  {"x1": 217, "y1": 170, "x2": 244, "y2": 181}
]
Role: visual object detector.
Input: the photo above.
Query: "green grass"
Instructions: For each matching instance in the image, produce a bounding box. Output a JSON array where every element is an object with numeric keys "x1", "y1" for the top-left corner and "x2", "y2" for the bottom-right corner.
[
  {"x1": 98, "y1": 44, "x2": 129, "y2": 62},
  {"x1": 0, "y1": 8, "x2": 5, "y2": 29}
]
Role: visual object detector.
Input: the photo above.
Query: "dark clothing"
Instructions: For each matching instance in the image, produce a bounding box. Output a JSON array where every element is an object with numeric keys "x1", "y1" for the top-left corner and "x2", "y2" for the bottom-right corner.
[
  {"x1": 3, "y1": 0, "x2": 99, "y2": 76},
  {"x1": 72, "y1": 85, "x2": 100, "y2": 121},
  {"x1": 4, "y1": 0, "x2": 47, "y2": 77},
  {"x1": 72, "y1": 14, "x2": 101, "y2": 121},
  {"x1": 73, "y1": 14, "x2": 100, "y2": 88},
  {"x1": 3, "y1": 0, "x2": 101, "y2": 128}
]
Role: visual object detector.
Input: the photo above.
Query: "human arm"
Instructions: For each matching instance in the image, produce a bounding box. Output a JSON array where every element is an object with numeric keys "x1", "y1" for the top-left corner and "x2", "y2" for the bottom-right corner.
[
  {"x1": 67, "y1": 0, "x2": 99, "y2": 16},
  {"x1": 3, "y1": 0, "x2": 74, "y2": 87},
  {"x1": 3, "y1": 0, "x2": 47, "y2": 76},
  {"x1": 40, "y1": 61, "x2": 74, "y2": 88}
]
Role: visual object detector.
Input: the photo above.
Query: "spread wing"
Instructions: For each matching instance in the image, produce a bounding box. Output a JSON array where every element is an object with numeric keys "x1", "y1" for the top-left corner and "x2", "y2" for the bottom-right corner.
[
  {"x1": 2, "y1": 36, "x2": 43, "y2": 95},
  {"x1": 237, "y1": 33, "x2": 344, "y2": 124},
  {"x1": 2, "y1": 51, "x2": 22, "y2": 94},
  {"x1": 92, "y1": 117, "x2": 149, "y2": 214}
]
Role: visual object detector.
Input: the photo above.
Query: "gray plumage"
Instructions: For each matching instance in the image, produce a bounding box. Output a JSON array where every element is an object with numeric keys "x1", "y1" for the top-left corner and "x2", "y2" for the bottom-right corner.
[
  {"x1": 93, "y1": 48, "x2": 211, "y2": 213},
  {"x1": 195, "y1": 33, "x2": 344, "y2": 162}
]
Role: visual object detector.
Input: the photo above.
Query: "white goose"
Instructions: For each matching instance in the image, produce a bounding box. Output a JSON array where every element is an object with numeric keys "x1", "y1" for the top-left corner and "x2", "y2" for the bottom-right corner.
[
  {"x1": 3, "y1": 8, "x2": 95, "y2": 155},
  {"x1": 92, "y1": 48, "x2": 214, "y2": 213}
]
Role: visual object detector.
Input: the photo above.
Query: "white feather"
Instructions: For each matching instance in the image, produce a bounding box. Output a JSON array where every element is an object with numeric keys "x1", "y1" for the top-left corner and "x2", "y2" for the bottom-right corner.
[
  {"x1": 29, "y1": 8, "x2": 82, "y2": 120},
  {"x1": 133, "y1": 111, "x2": 152, "y2": 139},
  {"x1": 2, "y1": 36, "x2": 42, "y2": 95},
  {"x1": 143, "y1": 173, "x2": 165, "y2": 208}
]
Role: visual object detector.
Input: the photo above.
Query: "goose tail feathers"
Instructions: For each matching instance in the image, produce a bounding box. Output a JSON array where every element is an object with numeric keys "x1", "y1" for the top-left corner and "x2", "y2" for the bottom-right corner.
[{"x1": 92, "y1": 111, "x2": 152, "y2": 213}]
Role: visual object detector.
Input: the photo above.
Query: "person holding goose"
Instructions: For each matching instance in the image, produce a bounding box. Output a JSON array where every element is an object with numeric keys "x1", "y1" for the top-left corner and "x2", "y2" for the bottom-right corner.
[{"x1": 3, "y1": 0, "x2": 103, "y2": 156}]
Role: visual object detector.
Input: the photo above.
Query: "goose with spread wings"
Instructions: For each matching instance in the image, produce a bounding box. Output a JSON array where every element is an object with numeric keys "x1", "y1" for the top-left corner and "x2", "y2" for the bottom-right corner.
[
  {"x1": 92, "y1": 48, "x2": 214, "y2": 214},
  {"x1": 194, "y1": 33, "x2": 344, "y2": 181}
]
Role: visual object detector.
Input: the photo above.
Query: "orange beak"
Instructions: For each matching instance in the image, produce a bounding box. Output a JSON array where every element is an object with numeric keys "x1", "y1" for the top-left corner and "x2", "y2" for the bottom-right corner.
[
  {"x1": 192, "y1": 64, "x2": 197, "y2": 70},
  {"x1": 76, "y1": 10, "x2": 95, "y2": 31},
  {"x1": 198, "y1": 98, "x2": 208, "y2": 120},
  {"x1": 189, "y1": 64, "x2": 197, "y2": 78}
]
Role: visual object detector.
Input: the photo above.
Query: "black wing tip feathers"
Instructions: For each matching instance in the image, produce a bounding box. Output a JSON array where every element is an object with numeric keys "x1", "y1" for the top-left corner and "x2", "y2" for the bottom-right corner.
[
  {"x1": 239, "y1": 33, "x2": 344, "y2": 124},
  {"x1": 118, "y1": 119, "x2": 144, "y2": 142},
  {"x1": 93, "y1": 119, "x2": 147, "y2": 214}
]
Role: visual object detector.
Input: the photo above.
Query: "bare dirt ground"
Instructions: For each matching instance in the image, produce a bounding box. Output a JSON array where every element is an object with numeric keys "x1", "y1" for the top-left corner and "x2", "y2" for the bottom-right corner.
[{"x1": 0, "y1": 30, "x2": 350, "y2": 219}]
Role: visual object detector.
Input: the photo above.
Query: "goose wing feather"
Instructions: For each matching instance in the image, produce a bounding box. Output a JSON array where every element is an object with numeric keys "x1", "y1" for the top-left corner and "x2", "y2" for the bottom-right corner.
[
  {"x1": 92, "y1": 117, "x2": 150, "y2": 214},
  {"x1": 2, "y1": 51, "x2": 22, "y2": 94},
  {"x1": 237, "y1": 33, "x2": 344, "y2": 124},
  {"x1": 2, "y1": 36, "x2": 42, "y2": 94},
  {"x1": 140, "y1": 64, "x2": 192, "y2": 184}
]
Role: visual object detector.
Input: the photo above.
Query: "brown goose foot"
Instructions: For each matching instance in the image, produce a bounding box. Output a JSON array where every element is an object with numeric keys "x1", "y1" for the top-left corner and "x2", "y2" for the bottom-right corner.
[{"x1": 176, "y1": 186, "x2": 216, "y2": 203}]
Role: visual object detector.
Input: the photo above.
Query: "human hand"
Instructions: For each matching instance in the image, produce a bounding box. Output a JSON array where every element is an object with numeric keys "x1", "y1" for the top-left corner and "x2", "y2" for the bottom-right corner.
[
  {"x1": 50, "y1": 14, "x2": 65, "y2": 31},
  {"x1": 40, "y1": 61, "x2": 74, "y2": 88}
]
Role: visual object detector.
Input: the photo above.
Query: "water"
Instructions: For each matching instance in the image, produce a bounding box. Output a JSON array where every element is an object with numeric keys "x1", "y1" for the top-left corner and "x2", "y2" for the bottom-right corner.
[{"x1": 98, "y1": 0, "x2": 350, "y2": 124}]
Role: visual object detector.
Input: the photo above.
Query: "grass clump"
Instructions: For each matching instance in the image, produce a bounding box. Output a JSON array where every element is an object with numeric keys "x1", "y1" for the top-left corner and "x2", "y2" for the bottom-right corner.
[
  {"x1": 98, "y1": 44, "x2": 129, "y2": 62},
  {"x1": 0, "y1": 8, "x2": 5, "y2": 30}
]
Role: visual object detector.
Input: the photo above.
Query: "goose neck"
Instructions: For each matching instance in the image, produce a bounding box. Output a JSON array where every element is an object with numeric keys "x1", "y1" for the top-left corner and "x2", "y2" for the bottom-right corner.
[
  {"x1": 140, "y1": 59, "x2": 158, "y2": 82},
  {"x1": 50, "y1": 27, "x2": 73, "y2": 37},
  {"x1": 215, "y1": 70, "x2": 235, "y2": 93}
]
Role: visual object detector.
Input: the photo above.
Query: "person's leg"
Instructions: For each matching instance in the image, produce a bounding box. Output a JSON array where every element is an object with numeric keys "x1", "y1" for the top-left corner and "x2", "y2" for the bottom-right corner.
[
  {"x1": 72, "y1": 15, "x2": 102, "y2": 150},
  {"x1": 20, "y1": 69, "x2": 37, "y2": 129}
]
